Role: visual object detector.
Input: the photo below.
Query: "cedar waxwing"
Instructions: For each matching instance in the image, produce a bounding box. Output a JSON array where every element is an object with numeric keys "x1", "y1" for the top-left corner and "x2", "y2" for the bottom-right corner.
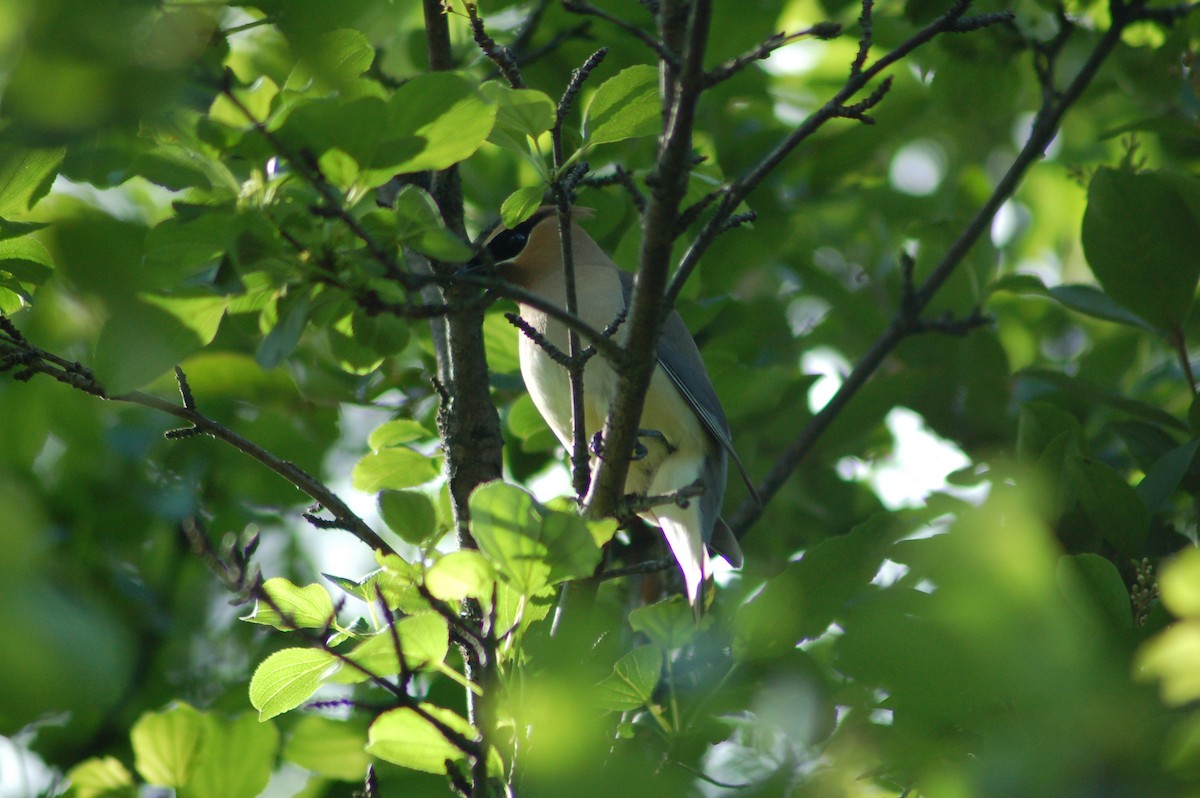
[{"x1": 481, "y1": 207, "x2": 755, "y2": 609}]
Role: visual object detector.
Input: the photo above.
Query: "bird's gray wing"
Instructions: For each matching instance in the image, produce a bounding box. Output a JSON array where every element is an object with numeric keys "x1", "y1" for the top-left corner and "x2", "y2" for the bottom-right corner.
[{"x1": 616, "y1": 272, "x2": 759, "y2": 506}]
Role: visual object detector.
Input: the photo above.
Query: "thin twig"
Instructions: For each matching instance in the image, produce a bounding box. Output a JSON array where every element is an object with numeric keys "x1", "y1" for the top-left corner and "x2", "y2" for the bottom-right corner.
[
  {"x1": 553, "y1": 48, "x2": 609, "y2": 501},
  {"x1": 705, "y1": 23, "x2": 842, "y2": 87},
  {"x1": 595, "y1": 558, "x2": 674, "y2": 582},
  {"x1": 466, "y1": 2, "x2": 526, "y2": 88},
  {"x1": 562, "y1": 0, "x2": 681, "y2": 67}
]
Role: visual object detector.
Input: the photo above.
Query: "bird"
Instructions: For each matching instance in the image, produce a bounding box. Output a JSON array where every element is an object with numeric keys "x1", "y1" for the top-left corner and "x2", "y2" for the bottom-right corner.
[{"x1": 478, "y1": 206, "x2": 756, "y2": 611}]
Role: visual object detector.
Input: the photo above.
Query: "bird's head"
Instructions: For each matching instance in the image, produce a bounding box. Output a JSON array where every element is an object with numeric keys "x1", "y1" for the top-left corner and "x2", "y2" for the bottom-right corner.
[{"x1": 468, "y1": 206, "x2": 598, "y2": 289}]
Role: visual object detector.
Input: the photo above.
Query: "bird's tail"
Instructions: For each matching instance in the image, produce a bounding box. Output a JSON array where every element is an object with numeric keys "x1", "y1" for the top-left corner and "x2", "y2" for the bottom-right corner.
[{"x1": 654, "y1": 502, "x2": 711, "y2": 615}]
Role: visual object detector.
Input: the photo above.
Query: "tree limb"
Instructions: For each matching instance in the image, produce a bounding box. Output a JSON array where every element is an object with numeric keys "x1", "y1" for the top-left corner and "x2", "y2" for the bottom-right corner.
[
  {"x1": 728, "y1": 0, "x2": 1163, "y2": 533},
  {"x1": 0, "y1": 323, "x2": 392, "y2": 555}
]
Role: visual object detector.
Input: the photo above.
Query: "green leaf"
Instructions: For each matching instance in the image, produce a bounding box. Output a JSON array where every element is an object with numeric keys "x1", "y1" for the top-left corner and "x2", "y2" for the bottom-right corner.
[
  {"x1": 352, "y1": 448, "x2": 441, "y2": 492},
  {"x1": 366, "y1": 704, "x2": 477, "y2": 774},
  {"x1": 144, "y1": 213, "x2": 232, "y2": 273},
  {"x1": 131, "y1": 703, "x2": 207, "y2": 788},
  {"x1": 94, "y1": 299, "x2": 205, "y2": 394},
  {"x1": 369, "y1": 419, "x2": 433, "y2": 449},
  {"x1": 1057, "y1": 553, "x2": 1133, "y2": 629},
  {"x1": 734, "y1": 514, "x2": 899, "y2": 656},
  {"x1": 1082, "y1": 168, "x2": 1200, "y2": 330},
  {"x1": 392, "y1": 185, "x2": 474, "y2": 262},
  {"x1": 242, "y1": 578, "x2": 335, "y2": 630},
  {"x1": 142, "y1": 294, "x2": 228, "y2": 343},
  {"x1": 309, "y1": 28, "x2": 375, "y2": 86},
  {"x1": 283, "y1": 716, "x2": 371, "y2": 782},
  {"x1": 1137, "y1": 439, "x2": 1200, "y2": 513},
  {"x1": 1161, "y1": 548, "x2": 1200, "y2": 619},
  {"x1": 1064, "y1": 455, "x2": 1149, "y2": 557},
  {"x1": 629, "y1": 598, "x2": 697, "y2": 651},
  {"x1": 540, "y1": 509, "x2": 602, "y2": 583},
  {"x1": 350, "y1": 308, "x2": 409, "y2": 356},
  {"x1": 318, "y1": 147, "x2": 360, "y2": 190},
  {"x1": 65, "y1": 756, "x2": 136, "y2": 798},
  {"x1": 1016, "y1": 401, "x2": 1081, "y2": 463},
  {"x1": 482, "y1": 83, "x2": 556, "y2": 152},
  {"x1": 584, "y1": 65, "x2": 660, "y2": 146},
  {"x1": 426, "y1": 550, "x2": 496, "y2": 602},
  {"x1": 0, "y1": 218, "x2": 48, "y2": 241},
  {"x1": 186, "y1": 713, "x2": 279, "y2": 798},
  {"x1": 501, "y1": 186, "x2": 546, "y2": 229},
  {"x1": 0, "y1": 145, "x2": 64, "y2": 216},
  {"x1": 1135, "y1": 621, "x2": 1200, "y2": 706},
  {"x1": 468, "y1": 481, "x2": 552, "y2": 596},
  {"x1": 382, "y1": 72, "x2": 497, "y2": 174},
  {"x1": 257, "y1": 291, "x2": 310, "y2": 369},
  {"x1": 249, "y1": 648, "x2": 339, "y2": 721},
  {"x1": 1049, "y1": 284, "x2": 1160, "y2": 334},
  {"x1": 378, "y1": 489, "x2": 438, "y2": 544},
  {"x1": 338, "y1": 613, "x2": 449, "y2": 683},
  {"x1": 0, "y1": 235, "x2": 53, "y2": 284},
  {"x1": 594, "y1": 645, "x2": 662, "y2": 711}
]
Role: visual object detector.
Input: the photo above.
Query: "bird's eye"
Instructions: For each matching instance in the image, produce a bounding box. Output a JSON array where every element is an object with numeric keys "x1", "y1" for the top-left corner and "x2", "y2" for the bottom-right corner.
[{"x1": 486, "y1": 228, "x2": 530, "y2": 263}]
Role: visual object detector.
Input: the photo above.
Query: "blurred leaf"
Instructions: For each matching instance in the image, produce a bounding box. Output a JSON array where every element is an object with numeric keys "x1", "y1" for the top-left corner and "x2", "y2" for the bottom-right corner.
[
  {"x1": 540, "y1": 510, "x2": 603, "y2": 584},
  {"x1": 1057, "y1": 553, "x2": 1133, "y2": 629},
  {"x1": 629, "y1": 598, "x2": 697, "y2": 651},
  {"x1": 393, "y1": 185, "x2": 474, "y2": 262},
  {"x1": 65, "y1": 756, "x2": 135, "y2": 798},
  {"x1": 242, "y1": 578, "x2": 335, "y2": 630},
  {"x1": 1082, "y1": 168, "x2": 1200, "y2": 330},
  {"x1": 1064, "y1": 455, "x2": 1149, "y2": 557},
  {"x1": 249, "y1": 649, "x2": 339, "y2": 720},
  {"x1": 186, "y1": 713, "x2": 279, "y2": 798},
  {"x1": 595, "y1": 645, "x2": 662, "y2": 712},
  {"x1": 1017, "y1": 400, "x2": 1082, "y2": 463},
  {"x1": 283, "y1": 716, "x2": 370, "y2": 782},
  {"x1": 94, "y1": 299, "x2": 206, "y2": 394},
  {"x1": 317, "y1": 147, "x2": 359, "y2": 190},
  {"x1": 1161, "y1": 548, "x2": 1200, "y2": 619},
  {"x1": 736, "y1": 514, "x2": 898, "y2": 656},
  {"x1": 1049, "y1": 284, "x2": 1161, "y2": 334},
  {"x1": 1137, "y1": 439, "x2": 1200, "y2": 513},
  {"x1": 131, "y1": 703, "x2": 206, "y2": 788},
  {"x1": 353, "y1": 448, "x2": 442, "y2": 492},
  {"x1": 257, "y1": 291, "x2": 310, "y2": 369},
  {"x1": 584, "y1": 65, "x2": 660, "y2": 146},
  {"x1": 1136, "y1": 621, "x2": 1200, "y2": 706},
  {"x1": 378, "y1": 489, "x2": 438, "y2": 544}
]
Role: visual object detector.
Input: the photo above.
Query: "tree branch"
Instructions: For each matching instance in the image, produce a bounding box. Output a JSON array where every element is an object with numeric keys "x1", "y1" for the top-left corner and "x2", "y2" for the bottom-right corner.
[
  {"x1": 728, "y1": 0, "x2": 1158, "y2": 533},
  {"x1": 562, "y1": 0, "x2": 681, "y2": 67},
  {"x1": 586, "y1": 0, "x2": 714, "y2": 518},
  {"x1": 553, "y1": 48, "x2": 609, "y2": 501},
  {"x1": 0, "y1": 324, "x2": 392, "y2": 554},
  {"x1": 665, "y1": 0, "x2": 1012, "y2": 309}
]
